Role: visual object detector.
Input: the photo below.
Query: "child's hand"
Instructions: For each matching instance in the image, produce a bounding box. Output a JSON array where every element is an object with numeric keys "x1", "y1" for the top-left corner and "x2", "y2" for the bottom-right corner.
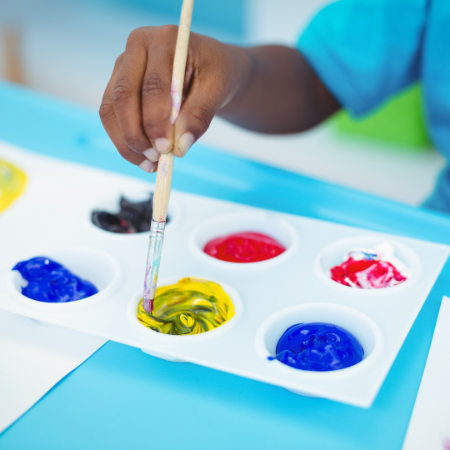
[{"x1": 99, "y1": 26, "x2": 250, "y2": 172}]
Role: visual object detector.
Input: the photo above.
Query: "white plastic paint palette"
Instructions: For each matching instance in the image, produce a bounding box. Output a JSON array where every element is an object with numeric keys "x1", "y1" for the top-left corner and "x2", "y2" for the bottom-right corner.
[{"x1": 0, "y1": 143, "x2": 449, "y2": 408}]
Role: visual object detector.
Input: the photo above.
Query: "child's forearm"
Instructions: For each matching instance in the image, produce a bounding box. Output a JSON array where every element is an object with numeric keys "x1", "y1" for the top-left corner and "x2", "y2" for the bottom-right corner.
[{"x1": 219, "y1": 45, "x2": 340, "y2": 134}]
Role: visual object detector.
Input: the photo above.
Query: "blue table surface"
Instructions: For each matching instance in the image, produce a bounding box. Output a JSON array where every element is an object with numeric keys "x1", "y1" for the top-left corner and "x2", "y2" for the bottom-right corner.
[{"x1": 0, "y1": 81, "x2": 449, "y2": 450}]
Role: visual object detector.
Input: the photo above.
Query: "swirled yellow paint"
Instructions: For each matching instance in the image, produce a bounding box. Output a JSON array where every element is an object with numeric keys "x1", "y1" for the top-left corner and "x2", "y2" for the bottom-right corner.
[
  {"x1": 137, "y1": 277, "x2": 235, "y2": 335},
  {"x1": 0, "y1": 160, "x2": 26, "y2": 213}
]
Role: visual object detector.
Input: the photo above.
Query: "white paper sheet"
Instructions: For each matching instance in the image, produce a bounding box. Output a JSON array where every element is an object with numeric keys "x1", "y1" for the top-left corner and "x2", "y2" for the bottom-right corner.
[
  {"x1": 403, "y1": 297, "x2": 450, "y2": 450},
  {"x1": 0, "y1": 310, "x2": 105, "y2": 433}
]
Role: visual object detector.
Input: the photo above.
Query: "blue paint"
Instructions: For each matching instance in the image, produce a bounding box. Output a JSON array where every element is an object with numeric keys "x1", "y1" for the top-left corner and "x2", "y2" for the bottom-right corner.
[
  {"x1": 270, "y1": 322, "x2": 364, "y2": 371},
  {"x1": 360, "y1": 251, "x2": 378, "y2": 260},
  {"x1": 12, "y1": 257, "x2": 98, "y2": 303}
]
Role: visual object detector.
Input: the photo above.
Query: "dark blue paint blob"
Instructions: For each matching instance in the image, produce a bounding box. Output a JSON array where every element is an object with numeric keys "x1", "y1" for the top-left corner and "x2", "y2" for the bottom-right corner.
[
  {"x1": 12, "y1": 256, "x2": 98, "y2": 303},
  {"x1": 91, "y1": 193, "x2": 169, "y2": 234},
  {"x1": 269, "y1": 322, "x2": 364, "y2": 371}
]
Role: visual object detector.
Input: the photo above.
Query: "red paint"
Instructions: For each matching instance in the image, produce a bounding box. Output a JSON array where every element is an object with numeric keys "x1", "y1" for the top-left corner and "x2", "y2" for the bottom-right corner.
[
  {"x1": 330, "y1": 256, "x2": 407, "y2": 289},
  {"x1": 203, "y1": 231, "x2": 286, "y2": 263}
]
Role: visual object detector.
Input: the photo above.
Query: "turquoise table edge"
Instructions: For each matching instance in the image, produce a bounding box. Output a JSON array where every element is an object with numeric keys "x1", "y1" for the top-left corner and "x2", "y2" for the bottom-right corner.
[{"x1": 0, "y1": 81, "x2": 449, "y2": 450}]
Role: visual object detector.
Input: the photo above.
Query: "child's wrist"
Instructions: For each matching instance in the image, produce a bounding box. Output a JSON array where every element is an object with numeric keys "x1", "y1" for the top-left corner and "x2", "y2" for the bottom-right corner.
[{"x1": 219, "y1": 44, "x2": 253, "y2": 111}]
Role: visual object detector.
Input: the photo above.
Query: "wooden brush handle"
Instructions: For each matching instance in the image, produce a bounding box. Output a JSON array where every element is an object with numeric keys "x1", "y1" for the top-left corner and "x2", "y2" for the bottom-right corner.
[
  {"x1": 152, "y1": 153, "x2": 174, "y2": 222},
  {"x1": 152, "y1": 0, "x2": 194, "y2": 223}
]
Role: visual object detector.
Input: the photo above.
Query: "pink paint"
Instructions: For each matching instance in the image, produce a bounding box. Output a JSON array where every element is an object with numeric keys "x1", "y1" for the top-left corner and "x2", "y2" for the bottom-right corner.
[
  {"x1": 331, "y1": 256, "x2": 407, "y2": 289},
  {"x1": 170, "y1": 80, "x2": 182, "y2": 124}
]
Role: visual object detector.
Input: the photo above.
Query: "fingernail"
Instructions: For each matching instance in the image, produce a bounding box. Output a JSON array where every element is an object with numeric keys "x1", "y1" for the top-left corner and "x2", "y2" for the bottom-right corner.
[
  {"x1": 177, "y1": 132, "x2": 195, "y2": 156},
  {"x1": 154, "y1": 138, "x2": 171, "y2": 154},
  {"x1": 143, "y1": 148, "x2": 160, "y2": 162},
  {"x1": 139, "y1": 159, "x2": 155, "y2": 173}
]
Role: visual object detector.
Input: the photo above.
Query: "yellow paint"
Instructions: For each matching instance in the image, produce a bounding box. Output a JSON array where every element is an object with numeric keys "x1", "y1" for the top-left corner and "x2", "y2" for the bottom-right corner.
[
  {"x1": 0, "y1": 159, "x2": 26, "y2": 213},
  {"x1": 137, "y1": 277, "x2": 235, "y2": 335}
]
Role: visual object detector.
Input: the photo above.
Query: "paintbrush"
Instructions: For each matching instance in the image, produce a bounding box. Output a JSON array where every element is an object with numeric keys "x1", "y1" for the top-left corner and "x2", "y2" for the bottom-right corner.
[{"x1": 142, "y1": 0, "x2": 195, "y2": 313}]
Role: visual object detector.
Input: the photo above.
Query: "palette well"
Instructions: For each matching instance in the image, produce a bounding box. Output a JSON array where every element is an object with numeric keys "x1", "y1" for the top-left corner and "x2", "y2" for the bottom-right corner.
[{"x1": 0, "y1": 143, "x2": 448, "y2": 408}]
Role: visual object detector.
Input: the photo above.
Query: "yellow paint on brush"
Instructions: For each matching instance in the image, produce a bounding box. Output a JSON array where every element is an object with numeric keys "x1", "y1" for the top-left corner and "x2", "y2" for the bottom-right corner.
[
  {"x1": 0, "y1": 160, "x2": 26, "y2": 213},
  {"x1": 137, "y1": 277, "x2": 235, "y2": 335}
]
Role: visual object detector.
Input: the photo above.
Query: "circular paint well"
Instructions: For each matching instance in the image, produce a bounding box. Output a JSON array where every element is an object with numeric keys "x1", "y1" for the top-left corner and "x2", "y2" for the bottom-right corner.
[
  {"x1": 330, "y1": 255, "x2": 406, "y2": 289},
  {"x1": 91, "y1": 192, "x2": 162, "y2": 234},
  {"x1": 315, "y1": 236, "x2": 420, "y2": 292},
  {"x1": 12, "y1": 256, "x2": 98, "y2": 303},
  {"x1": 89, "y1": 190, "x2": 179, "y2": 236},
  {"x1": 9, "y1": 247, "x2": 120, "y2": 309},
  {"x1": 255, "y1": 303, "x2": 383, "y2": 375},
  {"x1": 0, "y1": 159, "x2": 27, "y2": 213},
  {"x1": 269, "y1": 322, "x2": 364, "y2": 371},
  {"x1": 189, "y1": 211, "x2": 298, "y2": 268},
  {"x1": 137, "y1": 277, "x2": 236, "y2": 335},
  {"x1": 203, "y1": 231, "x2": 286, "y2": 263}
]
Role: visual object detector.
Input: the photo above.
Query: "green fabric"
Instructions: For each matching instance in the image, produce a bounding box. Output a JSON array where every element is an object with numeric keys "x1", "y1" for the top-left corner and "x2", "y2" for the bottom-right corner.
[{"x1": 335, "y1": 84, "x2": 430, "y2": 151}]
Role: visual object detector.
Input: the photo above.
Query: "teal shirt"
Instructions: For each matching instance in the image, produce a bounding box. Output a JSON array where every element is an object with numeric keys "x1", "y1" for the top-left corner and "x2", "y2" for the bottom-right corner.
[{"x1": 297, "y1": 0, "x2": 450, "y2": 214}]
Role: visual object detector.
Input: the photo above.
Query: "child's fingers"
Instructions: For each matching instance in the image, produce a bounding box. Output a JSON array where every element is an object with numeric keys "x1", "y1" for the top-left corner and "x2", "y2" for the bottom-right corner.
[
  {"x1": 110, "y1": 34, "x2": 152, "y2": 154},
  {"x1": 173, "y1": 76, "x2": 226, "y2": 157},
  {"x1": 101, "y1": 27, "x2": 240, "y2": 163},
  {"x1": 141, "y1": 30, "x2": 176, "y2": 154},
  {"x1": 100, "y1": 79, "x2": 155, "y2": 173}
]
